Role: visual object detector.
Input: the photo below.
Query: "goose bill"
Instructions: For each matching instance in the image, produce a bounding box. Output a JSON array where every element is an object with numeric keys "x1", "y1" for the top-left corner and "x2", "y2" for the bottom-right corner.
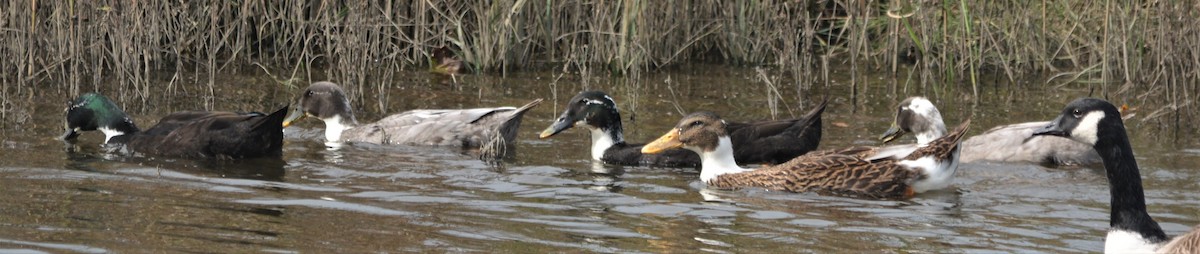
[
  {"x1": 641, "y1": 128, "x2": 683, "y2": 154},
  {"x1": 1031, "y1": 115, "x2": 1067, "y2": 137},
  {"x1": 282, "y1": 106, "x2": 307, "y2": 127},
  {"x1": 539, "y1": 112, "x2": 576, "y2": 138},
  {"x1": 879, "y1": 124, "x2": 907, "y2": 143}
]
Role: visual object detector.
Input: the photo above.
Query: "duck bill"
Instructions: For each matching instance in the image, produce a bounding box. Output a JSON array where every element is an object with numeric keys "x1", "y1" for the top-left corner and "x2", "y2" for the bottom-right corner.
[
  {"x1": 879, "y1": 124, "x2": 908, "y2": 144},
  {"x1": 282, "y1": 106, "x2": 306, "y2": 127},
  {"x1": 1032, "y1": 115, "x2": 1067, "y2": 137},
  {"x1": 642, "y1": 129, "x2": 683, "y2": 154},
  {"x1": 539, "y1": 113, "x2": 576, "y2": 139}
]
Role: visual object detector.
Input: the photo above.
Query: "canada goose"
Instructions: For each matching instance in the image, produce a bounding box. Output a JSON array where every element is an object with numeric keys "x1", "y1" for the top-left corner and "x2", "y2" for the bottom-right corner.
[
  {"x1": 60, "y1": 93, "x2": 286, "y2": 159},
  {"x1": 1033, "y1": 97, "x2": 1199, "y2": 253},
  {"x1": 539, "y1": 91, "x2": 825, "y2": 167}
]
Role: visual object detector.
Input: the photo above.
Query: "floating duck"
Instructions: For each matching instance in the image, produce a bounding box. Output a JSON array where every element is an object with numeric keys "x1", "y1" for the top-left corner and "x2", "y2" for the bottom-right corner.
[
  {"x1": 60, "y1": 93, "x2": 286, "y2": 159},
  {"x1": 539, "y1": 91, "x2": 824, "y2": 167},
  {"x1": 284, "y1": 82, "x2": 542, "y2": 156},
  {"x1": 642, "y1": 110, "x2": 970, "y2": 199}
]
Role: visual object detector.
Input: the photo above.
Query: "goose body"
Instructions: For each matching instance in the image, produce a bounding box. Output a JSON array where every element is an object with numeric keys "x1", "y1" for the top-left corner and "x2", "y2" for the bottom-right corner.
[
  {"x1": 61, "y1": 93, "x2": 286, "y2": 159},
  {"x1": 641, "y1": 109, "x2": 970, "y2": 199},
  {"x1": 284, "y1": 82, "x2": 542, "y2": 153},
  {"x1": 1034, "y1": 98, "x2": 1199, "y2": 253},
  {"x1": 539, "y1": 91, "x2": 824, "y2": 167},
  {"x1": 960, "y1": 121, "x2": 1100, "y2": 166}
]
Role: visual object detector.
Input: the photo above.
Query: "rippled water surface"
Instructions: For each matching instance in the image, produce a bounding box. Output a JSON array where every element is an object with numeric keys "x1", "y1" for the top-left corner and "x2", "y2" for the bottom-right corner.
[{"x1": 2, "y1": 66, "x2": 1198, "y2": 252}]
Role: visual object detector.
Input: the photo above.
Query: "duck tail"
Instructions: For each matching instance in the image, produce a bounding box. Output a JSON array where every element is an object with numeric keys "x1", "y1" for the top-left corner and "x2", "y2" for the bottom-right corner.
[
  {"x1": 784, "y1": 97, "x2": 828, "y2": 147},
  {"x1": 479, "y1": 99, "x2": 543, "y2": 160},
  {"x1": 250, "y1": 106, "x2": 289, "y2": 139}
]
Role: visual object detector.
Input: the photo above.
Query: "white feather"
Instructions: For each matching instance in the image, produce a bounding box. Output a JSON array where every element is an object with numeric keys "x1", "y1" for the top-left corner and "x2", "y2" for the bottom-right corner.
[
  {"x1": 1105, "y1": 229, "x2": 1159, "y2": 254},
  {"x1": 588, "y1": 126, "x2": 618, "y2": 161},
  {"x1": 99, "y1": 127, "x2": 124, "y2": 144},
  {"x1": 322, "y1": 115, "x2": 349, "y2": 142},
  {"x1": 1074, "y1": 111, "x2": 1105, "y2": 146},
  {"x1": 693, "y1": 137, "x2": 751, "y2": 183},
  {"x1": 906, "y1": 98, "x2": 947, "y2": 146},
  {"x1": 898, "y1": 148, "x2": 960, "y2": 193}
]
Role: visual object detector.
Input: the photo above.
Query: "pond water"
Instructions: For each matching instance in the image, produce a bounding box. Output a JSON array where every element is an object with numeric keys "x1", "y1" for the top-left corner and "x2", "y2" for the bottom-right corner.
[{"x1": 0, "y1": 65, "x2": 1197, "y2": 252}]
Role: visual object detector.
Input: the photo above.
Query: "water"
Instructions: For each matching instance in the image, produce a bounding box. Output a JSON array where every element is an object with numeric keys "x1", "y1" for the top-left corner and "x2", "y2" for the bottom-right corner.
[{"x1": 1, "y1": 65, "x2": 1197, "y2": 252}]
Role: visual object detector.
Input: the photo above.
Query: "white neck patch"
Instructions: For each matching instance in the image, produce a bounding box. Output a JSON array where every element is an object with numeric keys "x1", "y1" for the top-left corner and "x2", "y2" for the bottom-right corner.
[
  {"x1": 694, "y1": 137, "x2": 750, "y2": 183},
  {"x1": 99, "y1": 127, "x2": 125, "y2": 143},
  {"x1": 587, "y1": 124, "x2": 620, "y2": 161},
  {"x1": 322, "y1": 115, "x2": 349, "y2": 142},
  {"x1": 1073, "y1": 111, "x2": 1105, "y2": 145},
  {"x1": 1105, "y1": 229, "x2": 1161, "y2": 253}
]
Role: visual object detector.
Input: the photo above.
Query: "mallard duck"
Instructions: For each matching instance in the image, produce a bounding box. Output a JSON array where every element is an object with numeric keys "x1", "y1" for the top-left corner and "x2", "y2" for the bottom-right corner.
[
  {"x1": 538, "y1": 91, "x2": 825, "y2": 167},
  {"x1": 1033, "y1": 98, "x2": 1200, "y2": 253},
  {"x1": 641, "y1": 111, "x2": 970, "y2": 199},
  {"x1": 283, "y1": 81, "x2": 542, "y2": 152},
  {"x1": 60, "y1": 93, "x2": 286, "y2": 159}
]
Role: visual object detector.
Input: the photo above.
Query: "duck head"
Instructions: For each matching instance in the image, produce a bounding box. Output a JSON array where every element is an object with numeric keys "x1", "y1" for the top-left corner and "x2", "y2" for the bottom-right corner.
[
  {"x1": 283, "y1": 81, "x2": 359, "y2": 142},
  {"x1": 1032, "y1": 98, "x2": 1123, "y2": 147},
  {"x1": 880, "y1": 96, "x2": 947, "y2": 145},
  {"x1": 643, "y1": 112, "x2": 744, "y2": 182},
  {"x1": 60, "y1": 93, "x2": 138, "y2": 143},
  {"x1": 642, "y1": 112, "x2": 728, "y2": 154},
  {"x1": 540, "y1": 91, "x2": 622, "y2": 139}
]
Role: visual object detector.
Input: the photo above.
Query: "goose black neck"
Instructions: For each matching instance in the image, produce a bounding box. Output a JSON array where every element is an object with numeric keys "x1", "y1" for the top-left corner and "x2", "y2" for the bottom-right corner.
[{"x1": 1096, "y1": 127, "x2": 1167, "y2": 243}]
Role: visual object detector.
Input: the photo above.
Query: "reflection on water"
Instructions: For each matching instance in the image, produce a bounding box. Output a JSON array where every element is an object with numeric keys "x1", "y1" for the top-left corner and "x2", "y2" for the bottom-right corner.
[{"x1": 0, "y1": 65, "x2": 1197, "y2": 252}]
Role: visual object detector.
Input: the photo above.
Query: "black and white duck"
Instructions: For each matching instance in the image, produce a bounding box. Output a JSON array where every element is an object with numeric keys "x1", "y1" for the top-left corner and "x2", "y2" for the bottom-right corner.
[
  {"x1": 538, "y1": 91, "x2": 825, "y2": 167},
  {"x1": 1033, "y1": 98, "x2": 1200, "y2": 253},
  {"x1": 60, "y1": 93, "x2": 287, "y2": 159},
  {"x1": 641, "y1": 111, "x2": 970, "y2": 199},
  {"x1": 283, "y1": 82, "x2": 542, "y2": 154}
]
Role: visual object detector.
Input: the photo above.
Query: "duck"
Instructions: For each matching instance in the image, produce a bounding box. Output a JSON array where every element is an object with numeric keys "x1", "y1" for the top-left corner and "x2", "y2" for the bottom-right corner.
[
  {"x1": 283, "y1": 81, "x2": 542, "y2": 155},
  {"x1": 538, "y1": 91, "x2": 825, "y2": 167},
  {"x1": 59, "y1": 93, "x2": 287, "y2": 159},
  {"x1": 960, "y1": 121, "x2": 1100, "y2": 166},
  {"x1": 430, "y1": 46, "x2": 464, "y2": 76},
  {"x1": 877, "y1": 97, "x2": 1100, "y2": 167},
  {"x1": 1032, "y1": 98, "x2": 1200, "y2": 253},
  {"x1": 641, "y1": 110, "x2": 970, "y2": 199}
]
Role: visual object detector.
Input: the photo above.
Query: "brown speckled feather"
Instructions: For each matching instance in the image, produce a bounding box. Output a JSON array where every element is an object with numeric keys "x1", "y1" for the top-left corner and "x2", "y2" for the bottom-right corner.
[{"x1": 708, "y1": 119, "x2": 971, "y2": 199}]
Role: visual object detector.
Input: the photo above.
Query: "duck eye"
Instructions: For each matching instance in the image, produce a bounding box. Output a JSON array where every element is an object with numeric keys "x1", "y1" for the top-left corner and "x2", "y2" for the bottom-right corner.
[
  {"x1": 305, "y1": 91, "x2": 314, "y2": 97},
  {"x1": 1072, "y1": 109, "x2": 1082, "y2": 118}
]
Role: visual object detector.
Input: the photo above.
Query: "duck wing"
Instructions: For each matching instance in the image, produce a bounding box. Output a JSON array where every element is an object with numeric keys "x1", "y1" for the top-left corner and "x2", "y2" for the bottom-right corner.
[
  {"x1": 960, "y1": 121, "x2": 1099, "y2": 166},
  {"x1": 128, "y1": 106, "x2": 287, "y2": 159},
  {"x1": 710, "y1": 154, "x2": 917, "y2": 199},
  {"x1": 727, "y1": 99, "x2": 827, "y2": 164}
]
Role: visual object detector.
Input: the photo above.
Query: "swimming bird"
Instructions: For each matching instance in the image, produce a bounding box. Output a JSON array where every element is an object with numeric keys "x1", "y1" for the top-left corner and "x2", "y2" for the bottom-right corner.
[
  {"x1": 539, "y1": 91, "x2": 825, "y2": 167},
  {"x1": 641, "y1": 111, "x2": 970, "y2": 199},
  {"x1": 960, "y1": 121, "x2": 1100, "y2": 166},
  {"x1": 879, "y1": 97, "x2": 1100, "y2": 167},
  {"x1": 283, "y1": 82, "x2": 542, "y2": 155},
  {"x1": 60, "y1": 93, "x2": 287, "y2": 159},
  {"x1": 1033, "y1": 98, "x2": 1200, "y2": 253}
]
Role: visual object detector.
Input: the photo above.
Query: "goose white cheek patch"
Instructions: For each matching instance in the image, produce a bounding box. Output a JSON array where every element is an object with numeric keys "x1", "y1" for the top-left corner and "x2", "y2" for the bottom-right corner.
[{"x1": 1073, "y1": 111, "x2": 1105, "y2": 145}]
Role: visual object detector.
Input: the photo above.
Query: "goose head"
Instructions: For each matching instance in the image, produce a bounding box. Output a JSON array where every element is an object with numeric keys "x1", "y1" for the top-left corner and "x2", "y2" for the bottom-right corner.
[
  {"x1": 1032, "y1": 98, "x2": 1123, "y2": 147},
  {"x1": 880, "y1": 96, "x2": 947, "y2": 145},
  {"x1": 60, "y1": 93, "x2": 138, "y2": 143},
  {"x1": 283, "y1": 81, "x2": 359, "y2": 142}
]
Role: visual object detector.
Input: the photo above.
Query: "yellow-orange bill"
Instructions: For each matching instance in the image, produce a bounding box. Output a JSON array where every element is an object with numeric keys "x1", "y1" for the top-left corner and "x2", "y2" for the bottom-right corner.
[{"x1": 641, "y1": 129, "x2": 683, "y2": 154}]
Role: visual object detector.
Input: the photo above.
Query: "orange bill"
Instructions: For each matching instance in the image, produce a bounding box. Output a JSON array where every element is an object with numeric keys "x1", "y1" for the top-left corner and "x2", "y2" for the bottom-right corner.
[
  {"x1": 641, "y1": 128, "x2": 683, "y2": 154},
  {"x1": 282, "y1": 106, "x2": 307, "y2": 127}
]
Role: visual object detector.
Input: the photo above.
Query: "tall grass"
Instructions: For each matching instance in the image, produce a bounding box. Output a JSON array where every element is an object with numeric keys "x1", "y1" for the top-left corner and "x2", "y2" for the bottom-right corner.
[{"x1": 1, "y1": 1, "x2": 1198, "y2": 127}]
